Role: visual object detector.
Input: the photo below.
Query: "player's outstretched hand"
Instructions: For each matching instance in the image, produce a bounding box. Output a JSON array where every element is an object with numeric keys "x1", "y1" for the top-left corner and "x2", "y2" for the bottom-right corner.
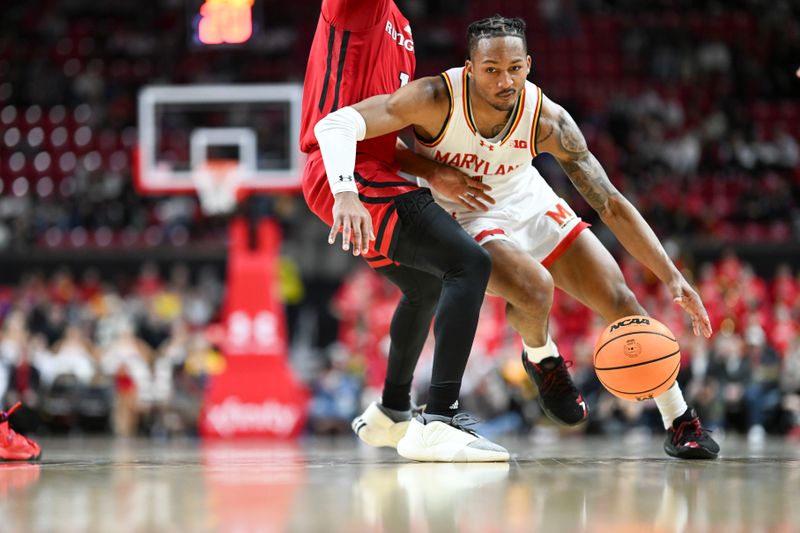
[
  {"x1": 670, "y1": 277, "x2": 713, "y2": 338},
  {"x1": 330, "y1": 191, "x2": 375, "y2": 256},
  {"x1": 429, "y1": 165, "x2": 495, "y2": 211}
]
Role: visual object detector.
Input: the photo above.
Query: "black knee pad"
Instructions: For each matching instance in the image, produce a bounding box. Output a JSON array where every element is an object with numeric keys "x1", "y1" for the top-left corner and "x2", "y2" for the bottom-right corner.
[
  {"x1": 393, "y1": 188, "x2": 436, "y2": 228},
  {"x1": 414, "y1": 274, "x2": 443, "y2": 309},
  {"x1": 448, "y1": 241, "x2": 491, "y2": 286}
]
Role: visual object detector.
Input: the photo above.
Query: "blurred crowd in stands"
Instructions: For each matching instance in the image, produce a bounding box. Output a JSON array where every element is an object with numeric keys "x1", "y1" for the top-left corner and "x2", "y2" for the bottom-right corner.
[
  {"x1": 0, "y1": 0, "x2": 798, "y2": 442},
  {"x1": 3, "y1": 251, "x2": 799, "y2": 442},
  {"x1": 0, "y1": 263, "x2": 225, "y2": 438},
  {"x1": 0, "y1": 0, "x2": 798, "y2": 248}
]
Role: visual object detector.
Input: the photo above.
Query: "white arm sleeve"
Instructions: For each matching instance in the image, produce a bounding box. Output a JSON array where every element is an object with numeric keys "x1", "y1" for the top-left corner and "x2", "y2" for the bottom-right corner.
[{"x1": 313, "y1": 106, "x2": 367, "y2": 195}]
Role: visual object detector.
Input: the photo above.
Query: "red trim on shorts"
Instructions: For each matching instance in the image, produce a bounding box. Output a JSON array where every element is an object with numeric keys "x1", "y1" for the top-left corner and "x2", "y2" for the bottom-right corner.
[
  {"x1": 541, "y1": 221, "x2": 590, "y2": 268},
  {"x1": 378, "y1": 210, "x2": 400, "y2": 256},
  {"x1": 368, "y1": 257, "x2": 396, "y2": 269},
  {"x1": 474, "y1": 228, "x2": 506, "y2": 243},
  {"x1": 357, "y1": 183, "x2": 417, "y2": 200},
  {"x1": 363, "y1": 249, "x2": 399, "y2": 270}
]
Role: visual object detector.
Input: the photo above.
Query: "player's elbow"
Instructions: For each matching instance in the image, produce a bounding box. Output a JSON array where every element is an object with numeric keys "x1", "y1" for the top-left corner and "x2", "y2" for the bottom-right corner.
[
  {"x1": 313, "y1": 112, "x2": 341, "y2": 139},
  {"x1": 597, "y1": 193, "x2": 629, "y2": 222},
  {"x1": 384, "y1": 94, "x2": 406, "y2": 124},
  {"x1": 314, "y1": 107, "x2": 367, "y2": 143}
]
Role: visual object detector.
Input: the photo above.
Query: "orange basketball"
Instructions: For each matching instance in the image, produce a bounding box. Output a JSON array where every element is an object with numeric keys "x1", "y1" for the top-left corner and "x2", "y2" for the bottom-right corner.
[{"x1": 593, "y1": 315, "x2": 681, "y2": 401}]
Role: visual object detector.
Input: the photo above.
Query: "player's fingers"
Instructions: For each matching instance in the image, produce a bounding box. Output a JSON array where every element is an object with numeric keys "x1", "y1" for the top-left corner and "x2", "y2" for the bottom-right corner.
[
  {"x1": 473, "y1": 189, "x2": 496, "y2": 205},
  {"x1": 354, "y1": 216, "x2": 368, "y2": 255},
  {"x1": 351, "y1": 221, "x2": 362, "y2": 256},
  {"x1": 686, "y1": 292, "x2": 713, "y2": 337},
  {"x1": 674, "y1": 295, "x2": 695, "y2": 328},
  {"x1": 341, "y1": 218, "x2": 352, "y2": 251},
  {"x1": 457, "y1": 195, "x2": 476, "y2": 211},
  {"x1": 362, "y1": 217, "x2": 373, "y2": 253},
  {"x1": 328, "y1": 218, "x2": 341, "y2": 245},
  {"x1": 468, "y1": 194, "x2": 489, "y2": 211},
  {"x1": 468, "y1": 179, "x2": 491, "y2": 191},
  {"x1": 699, "y1": 312, "x2": 713, "y2": 338},
  {"x1": 463, "y1": 193, "x2": 483, "y2": 211}
]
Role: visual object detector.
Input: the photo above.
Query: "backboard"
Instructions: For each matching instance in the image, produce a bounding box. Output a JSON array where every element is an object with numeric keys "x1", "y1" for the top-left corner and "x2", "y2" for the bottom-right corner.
[{"x1": 136, "y1": 83, "x2": 304, "y2": 196}]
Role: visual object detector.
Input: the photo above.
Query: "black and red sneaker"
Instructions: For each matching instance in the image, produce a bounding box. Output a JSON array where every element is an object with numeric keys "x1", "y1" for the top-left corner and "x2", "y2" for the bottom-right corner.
[
  {"x1": 522, "y1": 353, "x2": 588, "y2": 426},
  {"x1": 664, "y1": 408, "x2": 719, "y2": 460}
]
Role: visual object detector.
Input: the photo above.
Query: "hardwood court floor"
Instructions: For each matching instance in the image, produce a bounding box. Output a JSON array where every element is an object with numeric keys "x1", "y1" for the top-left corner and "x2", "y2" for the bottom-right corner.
[{"x1": 1, "y1": 435, "x2": 798, "y2": 532}]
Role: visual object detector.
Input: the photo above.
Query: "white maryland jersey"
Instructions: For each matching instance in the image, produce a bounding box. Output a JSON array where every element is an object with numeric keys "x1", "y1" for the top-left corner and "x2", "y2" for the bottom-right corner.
[
  {"x1": 415, "y1": 66, "x2": 548, "y2": 219},
  {"x1": 414, "y1": 66, "x2": 589, "y2": 267}
]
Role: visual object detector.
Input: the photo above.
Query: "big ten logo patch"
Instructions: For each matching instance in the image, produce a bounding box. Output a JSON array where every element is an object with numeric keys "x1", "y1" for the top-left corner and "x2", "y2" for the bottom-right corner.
[
  {"x1": 545, "y1": 202, "x2": 576, "y2": 228},
  {"x1": 511, "y1": 139, "x2": 528, "y2": 149}
]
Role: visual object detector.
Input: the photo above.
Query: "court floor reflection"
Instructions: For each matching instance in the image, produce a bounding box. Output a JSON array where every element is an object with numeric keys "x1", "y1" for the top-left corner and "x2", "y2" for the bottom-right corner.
[{"x1": 1, "y1": 436, "x2": 798, "y2": 532}]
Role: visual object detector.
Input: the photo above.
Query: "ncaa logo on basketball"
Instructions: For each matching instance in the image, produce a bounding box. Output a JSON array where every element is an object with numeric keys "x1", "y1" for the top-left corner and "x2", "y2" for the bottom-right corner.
[{"x1": 609, "y1": 317, "x2": 650, "y2": 332}]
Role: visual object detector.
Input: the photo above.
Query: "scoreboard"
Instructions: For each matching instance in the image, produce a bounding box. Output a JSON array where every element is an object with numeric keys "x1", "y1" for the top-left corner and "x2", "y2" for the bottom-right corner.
[{"x1": 190, "y1": 0, "x2": 263, "y2": 47}]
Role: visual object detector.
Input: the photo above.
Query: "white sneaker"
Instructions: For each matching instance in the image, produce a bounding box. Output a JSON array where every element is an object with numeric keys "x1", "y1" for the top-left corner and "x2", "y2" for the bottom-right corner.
[
  {"x1": 397, "y1": 413, "x2": 510, "y2": 463},
  {"x1": 352, "y1": 402, "x2": 412, "y2": 448}
]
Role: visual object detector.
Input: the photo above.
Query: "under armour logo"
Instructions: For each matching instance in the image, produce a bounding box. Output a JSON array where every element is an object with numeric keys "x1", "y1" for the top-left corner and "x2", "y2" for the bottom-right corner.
[
  {"x1": 449, "y1": 400, "x2": 459, "y2": 410},
  {"x1": 338, "y1": 175, "x2": 354, "y2": 182},
  {"x1": 479, "y1": 140, "x2": 495, "y2": 151}
]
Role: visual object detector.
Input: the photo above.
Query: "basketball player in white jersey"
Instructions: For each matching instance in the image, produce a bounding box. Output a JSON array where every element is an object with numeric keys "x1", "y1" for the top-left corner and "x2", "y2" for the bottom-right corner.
[{"x1": 315, "y1": 16, "x2": 719, "y2": 459}]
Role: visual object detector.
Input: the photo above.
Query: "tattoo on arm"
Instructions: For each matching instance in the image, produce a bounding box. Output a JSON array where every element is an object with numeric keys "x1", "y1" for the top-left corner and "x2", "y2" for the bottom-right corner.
[
  {"x1": 557, "y1": 112, "x2": 588, "y2": 154},
  {"x1": 555, "y1": 111, "x2": 620, "y2": 215},
  {"x1": 536, "y1": 120, "x2": 554, "y2": 145}
]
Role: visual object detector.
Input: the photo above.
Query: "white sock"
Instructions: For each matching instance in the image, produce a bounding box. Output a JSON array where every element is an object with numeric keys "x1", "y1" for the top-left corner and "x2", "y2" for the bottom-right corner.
[
  {"x1": 523, "y1": 335, "x2": 558, "y2": 363},
  {"x1": 654, "y1": 383, "x2": 688, "y2": 429}
]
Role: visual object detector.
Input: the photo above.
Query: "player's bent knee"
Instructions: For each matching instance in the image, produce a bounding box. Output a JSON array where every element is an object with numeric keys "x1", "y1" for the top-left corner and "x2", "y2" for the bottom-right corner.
[
  {"x1": 489, "y1": 252, "x2": 554, "y2": 315},
  {"x1": 446, "y1": 239, "x2": 491, "y2": 278},
  {"x1": 517, "y1": 276, "x2": 553, "y2": 317},
  {"x1": 416, "y1": 276, "x2": 443, "y2": 310}
]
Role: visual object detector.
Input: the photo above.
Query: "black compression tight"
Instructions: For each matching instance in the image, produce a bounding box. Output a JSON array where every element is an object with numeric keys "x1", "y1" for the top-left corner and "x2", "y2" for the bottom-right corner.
[{"x1": 379, "y1": 192, "x2": 491, "y2": 416}]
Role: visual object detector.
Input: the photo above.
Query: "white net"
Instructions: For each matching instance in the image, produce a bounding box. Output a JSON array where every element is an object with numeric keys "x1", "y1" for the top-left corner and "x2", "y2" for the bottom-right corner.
[{"x1": 192, "y1": 159, "x2": 245, "y2": 215}]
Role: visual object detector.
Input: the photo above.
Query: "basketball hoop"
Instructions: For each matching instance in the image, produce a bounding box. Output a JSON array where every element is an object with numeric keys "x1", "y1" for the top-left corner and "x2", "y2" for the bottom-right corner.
[{"x1": 192, "y1": 159, "x2": 245, "y2": 215}]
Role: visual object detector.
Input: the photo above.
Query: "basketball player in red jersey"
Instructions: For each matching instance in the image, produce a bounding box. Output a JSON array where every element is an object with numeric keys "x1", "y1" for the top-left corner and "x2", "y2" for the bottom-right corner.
[
  {"x1": 315, "y1": 16, "x2": 720, "y2": 460},
  {"x1": 301, "y1": 0, "x2": 508, "y2": 462}
]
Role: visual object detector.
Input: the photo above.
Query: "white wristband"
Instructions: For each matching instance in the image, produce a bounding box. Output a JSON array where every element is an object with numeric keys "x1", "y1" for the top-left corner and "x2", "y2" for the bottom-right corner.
[{"x1": 314, "y1": 106, "x2": 367, "y2": 195}]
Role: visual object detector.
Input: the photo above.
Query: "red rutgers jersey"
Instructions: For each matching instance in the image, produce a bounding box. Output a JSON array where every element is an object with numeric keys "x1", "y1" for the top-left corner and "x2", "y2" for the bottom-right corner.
[
  {"x1": 300, "y1": 0, "x2": 419, "y2": 264},
  {"x1": 299, "y1": 0, "x2": 416, "y2": 164}
]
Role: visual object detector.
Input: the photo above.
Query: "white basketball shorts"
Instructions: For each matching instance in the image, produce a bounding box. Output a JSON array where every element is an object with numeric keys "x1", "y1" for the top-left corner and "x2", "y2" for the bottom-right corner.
[{"x1": 456, "y1": 187, "x2": 589, "y2": 268}]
